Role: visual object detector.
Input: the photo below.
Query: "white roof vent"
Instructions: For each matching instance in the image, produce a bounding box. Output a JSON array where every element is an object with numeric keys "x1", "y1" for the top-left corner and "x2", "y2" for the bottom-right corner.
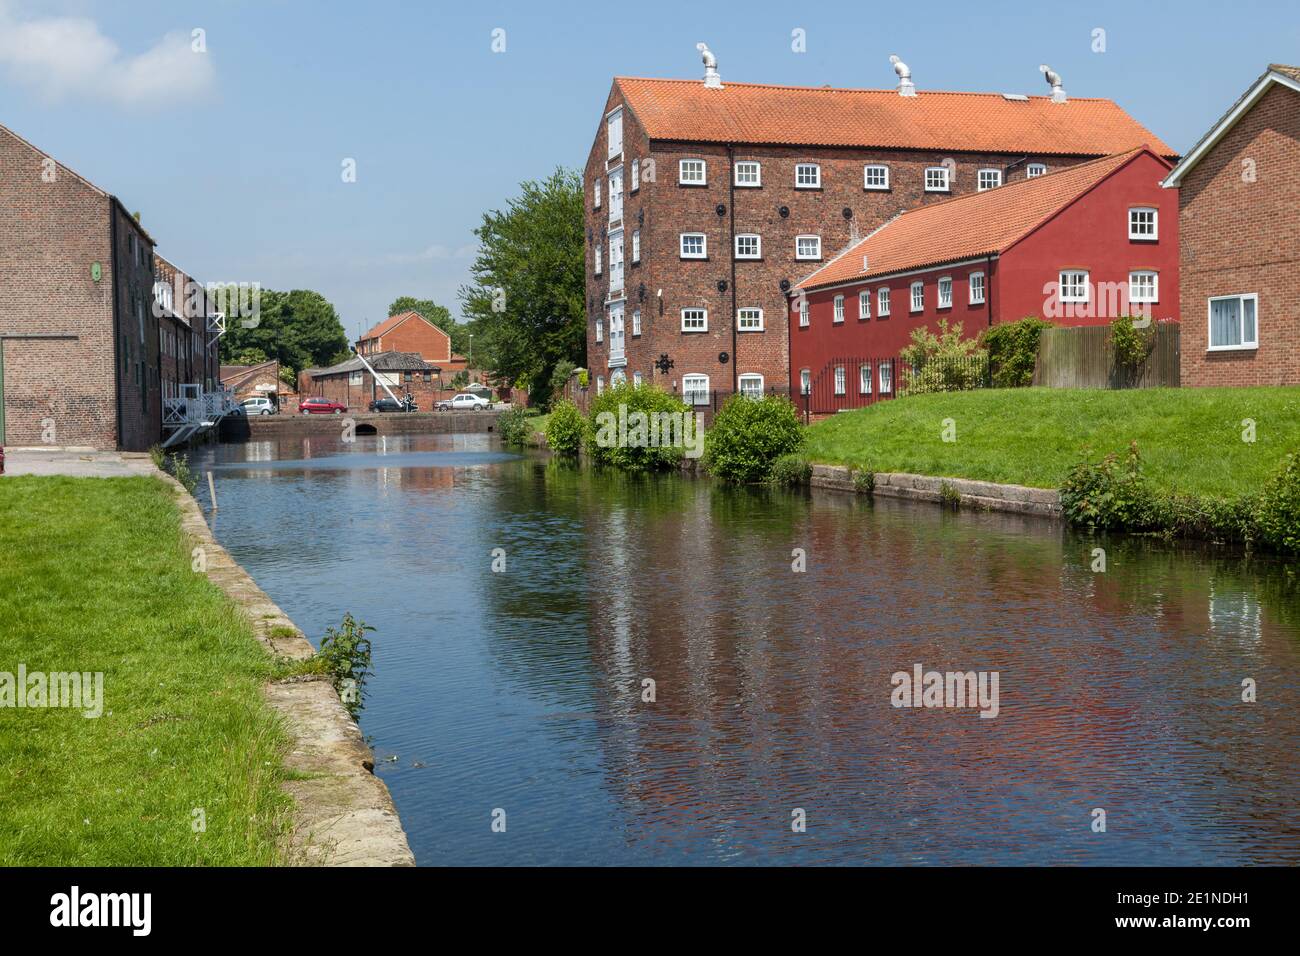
[
  {"x1": 1040, "y1": 64, "x2": 1066, "y2": 103},
  {"x1": 890, "y1": 55, "x2": 916, "y2": 97},
  {"x1": 1002, "y1": 93, "x2": 1029, "y2": 102},
  {"x1": 697, "y1": 43, "x2": 722, "y2": 89}
]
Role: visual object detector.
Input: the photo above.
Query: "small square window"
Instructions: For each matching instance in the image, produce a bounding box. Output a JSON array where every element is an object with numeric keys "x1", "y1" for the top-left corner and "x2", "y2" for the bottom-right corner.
[
  {"x1": 682, "y1": 374, "x2": 710, "y2": 405},
  {"x1": 735, "y1": 234, "x2": 761, "y2": 259},
  {"x1": 795, "y1": 163, "x2": 821, "y2": 188},
  {"x1": 681, "y1": 308, "x2": 708, "y2": 332},
  {"x1": 1129, "y1": 207, "x2": 1158, "y2": 240},
  {"x1": 679, "y1": 159, "x2": 706, "y2": 185},
  {"x1": 1129, "y1": 271, "x2": 1159, "y2": 304},
  {"x1": 738, "y1": 374, "x2": 764, "y2": 399},
  {"x1": 1208, "y1": 294, "x2": 1258, "y2": 350},
  {"x1": 1026, "y1": 163, "x2": 1047, "y2": 178},
  {"x1": 795, "y1": 235, "x2": 821, "y2": 260},
  {"x1": 924, "y1": 166, "x2": 950, "y2": 192},
  {"x1": 864, "y1": 165, "x2": 889, "y2": 190},
  {"x1": 738, "y1": 307, "x2": 763, "y2": 331},
  {"x1": 1059, "y1": 270, "x2": 1089, "y2": 303},
  {"x1": 977, "y1": 169, "x2": 1002, "y2": 191},
  {"x1": 734, "y1": 161, "x2": 761, "y2": 187},
  {"x1": 680, "y1": 233, "x2": 706, "y2": 259}
]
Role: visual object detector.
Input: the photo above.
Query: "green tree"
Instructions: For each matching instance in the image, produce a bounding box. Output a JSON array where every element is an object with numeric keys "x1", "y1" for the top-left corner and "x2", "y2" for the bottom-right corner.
[
  {"x1": 457, "y1": 168, "x2": 584, "y2": 395},
  {"x1": 385, "y1": 296, "x2": 472, "y2": 356},
  {"x1": 220, "y1": 288, "x2": 349, "y2": 378}
]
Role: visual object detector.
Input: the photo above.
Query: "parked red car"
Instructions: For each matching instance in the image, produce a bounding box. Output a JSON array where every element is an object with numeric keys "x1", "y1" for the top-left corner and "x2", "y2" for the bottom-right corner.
[{"x1": 298, "y1": 397, "x2": 347, "y2": 415}]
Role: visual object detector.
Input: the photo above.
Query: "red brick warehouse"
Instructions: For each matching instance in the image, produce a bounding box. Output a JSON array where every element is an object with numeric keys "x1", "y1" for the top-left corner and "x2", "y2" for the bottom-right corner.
[
  {"x1": 1162, "y1": 64, "x2": 1300, "y2": 388},
  {"x1": 582, "y1": 47, "x2": 1175, "y2": 407},
  {"x1": 789, "y1": 146, "x2": 1179, "y2": 413}
]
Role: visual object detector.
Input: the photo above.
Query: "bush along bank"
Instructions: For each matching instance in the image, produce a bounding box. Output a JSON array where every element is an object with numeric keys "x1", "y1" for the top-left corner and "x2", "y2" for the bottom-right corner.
[
  {"x1": 1059, "y1": 441, "x2": 1300, "y2": 553},
  {"x1": 704, "y1": 394, "x2": 804, "y2": 483}
]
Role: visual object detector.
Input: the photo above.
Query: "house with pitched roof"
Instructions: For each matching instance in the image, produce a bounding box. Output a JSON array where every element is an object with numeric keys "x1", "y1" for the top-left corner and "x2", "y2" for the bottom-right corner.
[
  {"x1": 1162, "y1": 64, "x2": 1300, "y2": 388},
  {"x1": 357, "y1": 310, "x2": 467, "y2": 371},
  {"x1": 789, "y1": 146, "x2": 1177, "y2": 413},
  {"x1": 584, "y1": 50, "x2": 1175, "y2": 404}
]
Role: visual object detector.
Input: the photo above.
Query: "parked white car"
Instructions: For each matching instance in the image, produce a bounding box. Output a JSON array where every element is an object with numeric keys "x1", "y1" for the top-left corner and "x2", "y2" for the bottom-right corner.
[
  {"x1": 239, "y1": 396, "x2": 277, "y2": 416},
  {"x1": 437, "y1": 392, "x2": 491, "y2": 411}
]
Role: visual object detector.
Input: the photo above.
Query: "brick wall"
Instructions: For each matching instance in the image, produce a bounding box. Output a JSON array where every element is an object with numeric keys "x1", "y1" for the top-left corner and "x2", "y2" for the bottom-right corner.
[
  {"x1": 359, "y1": 314, "x2": 454, "y2": 363},
  {"x1": 583, "y1": 83, "x2": 1093, "y2": 395},
  {"x1": 1179, "y1": 81, "x2": 1300, "y2": 387},
  {"x1": 111, "y1": 201, "x2": 160, "y2": 451},
  {"x1": 0, "y1": 125, "x2": 118, "y2": 448}
]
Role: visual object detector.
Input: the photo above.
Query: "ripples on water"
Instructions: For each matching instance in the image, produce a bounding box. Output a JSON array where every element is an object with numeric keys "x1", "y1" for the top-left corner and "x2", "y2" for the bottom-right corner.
[{"x1": 190, "y1": 434, "x2": 1300, "y2": 866}]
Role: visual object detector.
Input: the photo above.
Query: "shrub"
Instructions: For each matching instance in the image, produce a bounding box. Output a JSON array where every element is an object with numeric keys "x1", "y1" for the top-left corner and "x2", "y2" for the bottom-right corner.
[
  {"x1": 577, "y1": 368, "x2": 589, "y2": 388},
  {"x1": 981, "y1": 317, "x2": 1053, "y2": 388},
  {"x1": 496, "y1": 406, "x2": 532, "y2": 446},
  {"x1": 1059, "y1": 441, "x2": 1159, "y2": 531},
  {"x1": 545, "y1": 400, "x2": 584, "y2": 458},
  {"x1": 769, "y1": 453, "x2": 811, "y2": 487},
  {"x1": 587, "y1": 381, "x2": 694, "y2": 472},
  {"x1": 704, "y1": 394, "x2": 804, "y2": 483},
  {"x1": 1257, "y1": 452, "x2": 1300, "y2": 553},
  {"x1": 318, "y1": 613, "x2": 374, "y2": 719},
  {"x1": 1111, "y1": 315, "x2": 1155, "y2": 386},
  {"x1": 853, "y1": 469, "x2": 875, "y2": 494},
  {"x1": 547, "y1": 360, "x2": 576, "y2": 409},
  {"x1": 899, "y1": 319, "x2": 989, "y2": 395}
]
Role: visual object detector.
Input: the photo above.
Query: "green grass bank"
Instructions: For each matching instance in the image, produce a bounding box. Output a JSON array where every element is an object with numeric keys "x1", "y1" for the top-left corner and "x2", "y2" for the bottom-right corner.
[
  {"x1": 0, "y1": 475, "x2": 292, "y2": 865},
  {"x1": 803, "y1": 386, "x2": 1300, "y2": 498}
]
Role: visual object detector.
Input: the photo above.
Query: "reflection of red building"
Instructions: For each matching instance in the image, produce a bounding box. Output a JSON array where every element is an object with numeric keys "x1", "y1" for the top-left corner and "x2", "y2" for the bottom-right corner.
[{"x1": 790, "y1": 146, "x2": 1178, "y2": 412}]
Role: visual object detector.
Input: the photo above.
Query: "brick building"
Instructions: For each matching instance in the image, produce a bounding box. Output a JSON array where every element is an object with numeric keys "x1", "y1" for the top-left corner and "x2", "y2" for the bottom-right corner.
[
  {"x1": 357, "y1": 310, "x2": 468, "y2": 371},
  {"x1": 311, "y1": 351, "x2": 440, "y2": 410},
  {"x1": 221, "y1": 360, "x2": 291, "y2": 408},
  {"x1": 1162, "y1": 64, "x2": 1300, "y2": 387},
  {"x1": 791, "y1": 147, "x2": 1178, "y2": 413},
  {"x1": 583, "y1": 51, "x2": 1175, "y2": 403},
  {"x1": 0, "y1": 121, "x2": 226, "y2": 451}
]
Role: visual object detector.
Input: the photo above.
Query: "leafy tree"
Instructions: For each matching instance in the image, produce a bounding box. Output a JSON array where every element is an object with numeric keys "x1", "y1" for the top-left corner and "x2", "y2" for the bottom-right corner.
[
  {"x1": 458, "y1": 168, "x2": 584, "y2": 394},
  {"x1": 220, "y1": 289, "x2": 349, "y2": 378},
  {"x1": 385, "y1": 296, "x2": 472, "y2": 356}
]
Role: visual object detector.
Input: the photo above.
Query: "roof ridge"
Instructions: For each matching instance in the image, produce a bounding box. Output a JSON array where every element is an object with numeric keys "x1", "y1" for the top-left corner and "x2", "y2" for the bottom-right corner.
[{"x1": 615, "y1": 75, "x2": 1114, "y2": 101}]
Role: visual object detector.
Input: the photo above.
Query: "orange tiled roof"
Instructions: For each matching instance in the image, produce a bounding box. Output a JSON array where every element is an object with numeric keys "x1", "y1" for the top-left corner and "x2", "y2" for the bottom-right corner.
[
  {"x1": 359, "y1": 310, "x2": 431, "y2": 342},
  {"x1": 798, "y1": 147, "x2": 1160, "y2": 291},
  {"x1": 615, "y1": 77, "x2": 1176, "y2": 157}
]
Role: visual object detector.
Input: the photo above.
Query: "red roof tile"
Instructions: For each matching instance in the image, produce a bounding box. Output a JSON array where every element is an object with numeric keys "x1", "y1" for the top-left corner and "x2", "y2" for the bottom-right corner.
[
  {"x1": 616, "y1": 77, "x2": 1176, "y2": 157},
  {"x1": 359, "y1": 310, "x2": 429, "y2": 342},
  {"x1": 798, "y1": 147, "x2": 1164, "y2": 291}
]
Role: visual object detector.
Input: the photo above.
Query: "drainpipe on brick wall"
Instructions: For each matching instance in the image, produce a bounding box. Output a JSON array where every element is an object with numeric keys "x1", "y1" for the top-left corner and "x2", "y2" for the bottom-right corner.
[
  {"x1": 986, "y1": 255, "x2": 995, "y2": 328},
  {"x1": 727, "y1": 145, "x2": 738, "y2": 394},
  {"x1": 110, "y1": 202, "x2": 124, "y2": 449}
]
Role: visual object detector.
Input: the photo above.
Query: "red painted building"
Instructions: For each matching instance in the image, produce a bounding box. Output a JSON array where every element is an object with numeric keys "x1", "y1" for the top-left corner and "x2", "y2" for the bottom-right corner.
[{"x1": 789, "y1": 146, "x2": 1178, "y2": 411}]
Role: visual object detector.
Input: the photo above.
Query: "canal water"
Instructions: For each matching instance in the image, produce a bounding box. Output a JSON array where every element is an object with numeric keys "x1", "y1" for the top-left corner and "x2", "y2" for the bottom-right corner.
[{"x1": 189, "y1": 433, "x2": 1300, "y2": 866}]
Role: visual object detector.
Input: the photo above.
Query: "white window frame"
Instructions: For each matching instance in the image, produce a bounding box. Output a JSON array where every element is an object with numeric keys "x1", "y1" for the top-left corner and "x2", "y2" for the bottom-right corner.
[
  {"x1": 679, "y1": 159, "x2": 706, "y2": 186},
  {"x1": 859, "y1": 363, "x2": 873, "y2": 394},
  {"x1": 632, "y1": 308, "x2": 641, "y2": 336},
  {"x1": 680, "y1": 233, "x2": 707, "y2": 259},
  {"x1": 738, "y1": 373, "x2": 764, "y2": 399},
  {"x1": 608, "y1": 166, "x2": 623, "y2": 223},
  {"x1": 795, "y1": 163, "x2": 821, "y2": 188},
  {"x1": 833, "y1": 295, "x2": 845, "y2": 323},
  {"x1": 630, "y1": 158, "x2": 640, "y2": 192},
  {"x1": 858, "y1": 290, "x2": 871, "y2": 319},
  {"x1": 631, "y1": 228, "x2": 641, "y2": 263},
  {"x1": 910, "y1": 281, "x2": 924, "y2": 313},
  {"x1": 594, "y1": 245, "x2": 602, "y2": 275},
  {"x1": 864, "y1": 164, "x2": 889, "y2": 190},
  {"x1": 593, "y1": 177, "x2": 601, "y2": 208},
  {"x1": 969, "y1": 271, "x2": 986, "y2": 305},
  {"x1": 1129, "y1": 270, "x2": 1158, "y2": 304},
  {"x1": 1129, "y1": 207, "x2": 1158, "y2": 240},
  {"x1": 1059, "y1": 270, "x2": 1090, "y2": 303},
  {"x1": 734, "y1": 161, "x2": 761, "y2": 187},
  {"x1": 833, "y1": 365, "x2": 846, "y2": 396},
  {"x1": 879, "y1": 362, "x2": 893, "y2": 393},
  {"x1": 924, "y1": 166, "x2": 950, "y2": 192},
  {"x1": 608, "y1": 229, "x2": 624, "y2": 293},
  {"x1": 938, "y1": 276, "x2": 953, "y2": 309},
  {"x1": 795, "y1": 235, "x2": 822, "y2": 261},
  {"x1": 977, "y1": 168, "x2": 1002, "y2": 191},
  {"x1": 800, "y1": 368, "x2": 811, "y2": 395},
  {"x1": 1026, "y1": 163, "x2": 1047, "y2": 178},
  {"x1": 595, "y1": 317, "x2": 603, "y2": 343},
  {"x1": 682, "y1": 373, "x2": 710, "y2": 406},
  {"x1": 878, "y1": 287, "x2": 891, "y2": 316},
  {"x1": 734, "y1": 234, "x2": 761, "y2": 259},
  {"x1": 1207, "y1": 293, "x2": 1259, "y2": 352},
  {"x1": 681, "y1": 307, "x2": 708, "y2": 332},
  {"x1": 607, "y1": 108, "x2": 623, "y2": 159},
  {"x1": 737, "y1": 307, "x2": 764, "y2": 332},
  {"x1": 798, "y1": 299, "x2": 809, "y2": 327}
]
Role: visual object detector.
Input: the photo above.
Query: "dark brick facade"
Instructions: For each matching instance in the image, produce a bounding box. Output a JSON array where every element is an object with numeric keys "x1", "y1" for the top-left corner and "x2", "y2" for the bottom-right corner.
[
  {"x1": 1175, "y1": 78, "x2": 1300, "y2": 387},
  {"x1": 583, "y1": 81, "x2": 1098, "y2": 395}
]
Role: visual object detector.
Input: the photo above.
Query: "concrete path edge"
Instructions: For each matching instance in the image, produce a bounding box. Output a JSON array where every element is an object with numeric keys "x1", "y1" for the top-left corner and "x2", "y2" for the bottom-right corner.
[{"x1": 809, "y1": 464, "x2": 1062, "y2": 518}]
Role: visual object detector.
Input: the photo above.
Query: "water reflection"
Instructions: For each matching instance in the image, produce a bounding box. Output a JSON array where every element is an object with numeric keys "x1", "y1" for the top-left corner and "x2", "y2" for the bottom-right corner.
[{"x1": 189, "y1": 434, "x2": 1300, "y2": 866}]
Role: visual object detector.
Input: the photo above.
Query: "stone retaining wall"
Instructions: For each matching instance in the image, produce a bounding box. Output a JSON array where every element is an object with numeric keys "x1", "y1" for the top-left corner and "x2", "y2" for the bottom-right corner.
[{"x1": 809, "y1": 464, "x2": 1061, "y2": 519}]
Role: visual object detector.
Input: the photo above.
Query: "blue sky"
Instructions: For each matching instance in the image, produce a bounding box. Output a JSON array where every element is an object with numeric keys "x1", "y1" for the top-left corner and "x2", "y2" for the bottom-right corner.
[{"x1": 1, "y1": 0, "x2": 1295, "y2": 338}]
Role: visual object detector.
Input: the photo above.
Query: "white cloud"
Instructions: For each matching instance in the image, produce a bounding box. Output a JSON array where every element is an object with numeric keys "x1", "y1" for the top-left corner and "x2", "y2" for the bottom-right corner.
[{"x1": 0, "y1": 4, "x2": 213, "y2": 106}]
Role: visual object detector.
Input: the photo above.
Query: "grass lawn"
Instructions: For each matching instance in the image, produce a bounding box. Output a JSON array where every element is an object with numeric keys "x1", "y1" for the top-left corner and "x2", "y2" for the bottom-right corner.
[
  {"x1": 0, "y1": 476, "x2": 292, "y2": 865},
  {"x1": 803, "y1": 386, "x2": 1300, "y2": 498}
]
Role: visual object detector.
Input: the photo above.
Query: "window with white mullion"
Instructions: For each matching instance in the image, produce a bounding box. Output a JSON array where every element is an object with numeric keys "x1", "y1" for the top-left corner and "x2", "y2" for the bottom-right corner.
[
  {"x1": 924, "y1": 166, "x2": 950, "y2": 192},
  {"x1": 1208, "y1": 293, "x2": 1258, "y2": 350},
  {"x1": 681, "y1": 308, "x2": 708, "y2": 332},
  {"x1": 858, "y1": 290, "x2": 871, "y2": 319},
  {"x1": 795, "y1": 235, "x2": 821, "y2": 260},
  {"x1": 734, "y1": 234, "x2": 761, "y2": 260},
  {"x1": 910, "y1": 281, "x2": 924, "y2": 313},
  {"x1": 682, "y1": 374, "x2": 710, "y2": 406},
  {"x1": 737, "y1": 307, "x2": 764, "y2": 332},
  {"x1": 734, "y1": 161, "x2": 761, "y2": 187},
  {"x1": 679, "y1": 159, "x2": 706, "y2": 185},
  {"x1": 977, "y1": 169, "x2": 1002, "y2": 191},
  {"x1": 878, "y1": 287, "x2": 891, "y2": 316},
  {"x1": 938, "y1": 276, "x2": 952, "y2": 308},
  {"x1": 680, "y1": 233, "x2": 707, "y2": 259},
  {"x1": 864, "y1": 165, "x2": 889, "y2": 190},
  {"x1": 969, "y1": 271, "x2": 986, "y2": 304},
  {"x1": 1129, "y1": 207, "x2": 1158, "y2": 240},
  {"x1": 833, "y1": 295, "x2": 844, "y2": 323},
  {"x1": 1128, "y1": 271, "x2": 1158, "y2": 304},
  {"x1": 795, "y1": 163, "x2": 821, "y2": 188},
  {"x1": 1059, "y1": 270, "x2": 1089, "y2": 303}
]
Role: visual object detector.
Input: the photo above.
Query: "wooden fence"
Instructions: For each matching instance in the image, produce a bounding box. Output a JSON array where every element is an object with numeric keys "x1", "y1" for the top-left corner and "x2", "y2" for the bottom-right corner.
[{"x1": 1033, "y1": 321, "x2": 1180, "y2": 389}]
